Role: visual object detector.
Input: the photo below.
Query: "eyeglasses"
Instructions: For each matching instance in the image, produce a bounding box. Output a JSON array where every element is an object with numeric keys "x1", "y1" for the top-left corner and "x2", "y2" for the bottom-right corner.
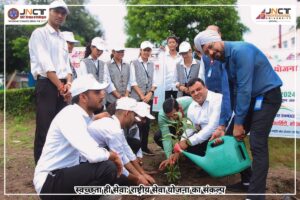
[{"x1": 142, "y1": 48, "x2": 152, "y2": 52}]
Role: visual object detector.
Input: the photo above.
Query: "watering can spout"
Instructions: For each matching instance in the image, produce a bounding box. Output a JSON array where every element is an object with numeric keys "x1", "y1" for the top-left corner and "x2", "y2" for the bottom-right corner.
[{"x1": 173, "y1": 143, "x2": 205, "y2": 167}]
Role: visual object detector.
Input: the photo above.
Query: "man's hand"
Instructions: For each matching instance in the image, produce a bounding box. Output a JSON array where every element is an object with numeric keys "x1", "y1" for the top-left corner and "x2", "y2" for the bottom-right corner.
[
  {"x1": 136, "y1": 174, "x2": 150, "y2": 185},
  {"x1": 108, "y1": 151, "x2": 122, "y2": 177},
  {"x1": 169, "y1": 153, "x2": 180, "y2": 165},
  {"x1": 209, "y1": 125, "x2": 225, "y2": 145},
  {"x1": 142, "y1": 173, "x2": 156, "y2": 184},
  {"x1": 178, "y1": 140, "x2": 189, "y2": 150},
  {"x1": 233, "y1": 124, "x2": 246, "y2": 141},
  {"x1": 158, "y1": 159, "x2": 170, "y2": 171}
]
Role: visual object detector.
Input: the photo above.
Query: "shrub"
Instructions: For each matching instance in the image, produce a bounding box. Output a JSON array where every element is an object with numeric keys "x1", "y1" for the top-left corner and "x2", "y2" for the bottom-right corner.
[{"x1": 0, "y1": 88, "x2": 35, "y2": 116}]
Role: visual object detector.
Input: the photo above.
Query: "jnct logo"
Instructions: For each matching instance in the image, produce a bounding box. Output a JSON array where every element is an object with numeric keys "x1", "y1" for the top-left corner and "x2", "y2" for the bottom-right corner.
[
  {"x1": 256, "y1": 8, "x2": 291, "y2": 20},
  {"x1": 7, "y1": 8, "x2": 19, "y2": 20}
]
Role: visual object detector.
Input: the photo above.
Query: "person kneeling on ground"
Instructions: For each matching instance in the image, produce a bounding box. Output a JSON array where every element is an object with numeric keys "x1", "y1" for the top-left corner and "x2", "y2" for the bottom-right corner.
[
  {"x1": 34, "y1": 74, "x2": 122, "y2": 200},
  {"x1": 88, "y1": 97, "x2": 156, "y2": 186},
  {"x1": 159, "y1": 78, "x2": 222, "y2": 171}
]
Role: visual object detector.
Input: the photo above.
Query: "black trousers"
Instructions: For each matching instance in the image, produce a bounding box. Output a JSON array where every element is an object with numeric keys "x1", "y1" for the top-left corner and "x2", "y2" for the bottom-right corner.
[
  {"x1": 40, "y1": 161, "x2": 117, "y2": 200},
  {"x1": 228, "y1": 87, "x2": 281, "y2": 199},
  {"x1": 126, "y1": 137, "x2": 141, "y2": 154},
  {"x1": 34, "y1": 79, "x2": 67, "y2": 164},
  {"x1": 165, "y1": 90, "x2": 177, "y2": 99},
  {"x1": 138, "y1": 100, "x2": 153, "y2": 151}
]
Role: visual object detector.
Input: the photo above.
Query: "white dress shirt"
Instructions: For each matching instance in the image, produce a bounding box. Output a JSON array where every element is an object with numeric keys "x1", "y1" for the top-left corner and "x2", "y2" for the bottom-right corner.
[
  {"x1": 33, "y1": 104, "x2": 110, "y2": 194},
  {"x1": 160, "y1": 51, "x2": 181, "y2": 91},
  {"x1": 29, "y1": 23, "x2": 72, "y2": 79},
  {"x1": 175, "y1": 58, "x2": 205, "y2": 86},
  {"x1": 88, "y1": 115, "x2": 137, "y2": 177},
  {"x1": 129, "y1": 57, "x2": 158, "y2": 88},
  {"x1": 185, "y1": 90, "x2": 222, "y2": 146}
]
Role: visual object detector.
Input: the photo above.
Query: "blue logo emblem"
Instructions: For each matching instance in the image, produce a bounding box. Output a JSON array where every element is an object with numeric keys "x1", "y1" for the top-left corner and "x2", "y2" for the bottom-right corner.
[{"x1": 8, "y1": 8, "x2": 19, "y2": 20}]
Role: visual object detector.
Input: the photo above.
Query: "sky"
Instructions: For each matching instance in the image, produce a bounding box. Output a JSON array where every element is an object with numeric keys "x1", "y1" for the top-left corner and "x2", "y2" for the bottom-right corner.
[{"x1": 86, "y1": 0, "x2": 299, "y2": 50}]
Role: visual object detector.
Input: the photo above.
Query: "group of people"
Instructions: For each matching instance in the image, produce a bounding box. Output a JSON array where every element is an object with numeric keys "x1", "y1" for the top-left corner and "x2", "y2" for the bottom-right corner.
[{"x1": 28, "y1": 1, "x2": 282, "y2": 200}]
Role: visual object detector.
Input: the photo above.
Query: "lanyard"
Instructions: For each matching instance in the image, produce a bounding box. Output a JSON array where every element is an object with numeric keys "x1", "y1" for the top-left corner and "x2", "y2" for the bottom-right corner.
[
  {"x1": 184, "y1": 66, "x2": 192, "y2": 83},
  {"x1": 141, "y1": 62, "x2": 149, "y2": 79},
  {"x1": 113, "y1": 59, "x2": 123, "y2": 72}
]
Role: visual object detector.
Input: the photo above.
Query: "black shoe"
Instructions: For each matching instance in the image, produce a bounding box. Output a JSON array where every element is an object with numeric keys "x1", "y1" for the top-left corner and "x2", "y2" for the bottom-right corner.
[
  {"x1": 226, "y1": 182, "x2": 249, "y2": 193},
  {"x1": 142, "y1": 148, "x2": 155, "y2": 156}
]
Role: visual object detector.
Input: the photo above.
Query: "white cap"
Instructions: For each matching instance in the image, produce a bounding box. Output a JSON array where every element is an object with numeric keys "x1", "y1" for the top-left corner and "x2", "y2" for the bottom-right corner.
[
  {"x1": 61, "y1": 31, "x2": 79, "y2": 43},
  {"x1": 140, "y1": 41, "x2": 153, "y2": 50},
  {"x1": 49, "y1": 0, "x2": 69, "y2": 14},
  {"x1": 91, "y1": 37, "x2": 105, "y2": 51},
  {"x1": 113, "y1": 46, "x2": 125, "y2": 51},
  {"x1": 135, "y1": 102, "x2": 155, "y2": 119},
  {"x1": 70, "y1": 74, "x2": 108, "y2": 97},
  {"x1": 194, "y1": 30, "x2": 221, "y2": 54},
  {"x1": 179, "y1": 41, "x2": 191, "y2": 54}
]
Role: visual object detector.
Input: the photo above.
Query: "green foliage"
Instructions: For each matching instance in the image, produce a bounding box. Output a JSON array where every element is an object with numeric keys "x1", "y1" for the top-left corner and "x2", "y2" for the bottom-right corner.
[
  {"x1": 124, "y1": 0, "x2": 249, "y2": 47},
  {"x1": 165, "y1": 164, "x2": 181, "y2": 184},
  {"x1": 0, "y1": 88, "x2": 35, "y2": 116},
  {"x1": 297, "y1": 16, "x2": 300, "y2": 29},
  {"x1": 11, "y1": 37, "x2": 30, "y2": 72}
]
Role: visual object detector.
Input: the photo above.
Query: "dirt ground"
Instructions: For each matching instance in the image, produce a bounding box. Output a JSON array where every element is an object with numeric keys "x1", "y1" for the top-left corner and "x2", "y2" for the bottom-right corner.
[{"x1": 2, "y1": 141, "x2": 300, "y2": 200}]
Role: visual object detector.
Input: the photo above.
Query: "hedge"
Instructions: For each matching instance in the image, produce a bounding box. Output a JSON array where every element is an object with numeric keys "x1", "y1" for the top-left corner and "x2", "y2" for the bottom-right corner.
[{"x1": 0, "y1": 88, "x2": 35, "y2": 116}]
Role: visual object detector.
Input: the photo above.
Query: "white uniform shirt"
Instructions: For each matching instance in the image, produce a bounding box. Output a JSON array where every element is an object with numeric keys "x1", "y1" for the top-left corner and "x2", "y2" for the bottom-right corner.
[
  {"x1": 29, "y1": 23, "x2": 72, "y2": 79},
  {"x1": 33, "y1": 104, "x2": 110, "y2": 193},
  {"x1": 79, "y1": 55, "x2": 114, "y2": 93},
  {"x1": 160, "y1": 51, "x2": 181, "y2": 91},
  {"x1": 129, "y1": 57, "x2": 158, "y2": 88},
  {"x1": 175, "y1": 58, "x2": 205, "y2": 86},
  {"x1": 88, "y1": 116, "x2": 137, "y2": 177},
  {"x1": 185, "y1": 90, "x2": 222, "y2": 146}
]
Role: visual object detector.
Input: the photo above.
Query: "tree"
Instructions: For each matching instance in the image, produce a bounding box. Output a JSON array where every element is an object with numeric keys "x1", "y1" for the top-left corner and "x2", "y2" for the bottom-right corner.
[
  {"x1": 297, "y1": 16, "x2": 300, "y2": 30},
  {"x1": 3, "y1": 0, "x2": 104, "y2": 74},
  {"x1": 124, "y1": 0, "x2": 249, "y2": 47}
]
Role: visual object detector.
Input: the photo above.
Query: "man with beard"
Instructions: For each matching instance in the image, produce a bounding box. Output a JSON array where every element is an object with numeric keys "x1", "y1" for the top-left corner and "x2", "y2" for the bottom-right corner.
[
  {"x1": 29, "y1": 0, "x2": 73, "y2": 164},
  {"x1": 34, "y1": 75, "x2": 122, "y2": 199},
  {"x1": 194, "y1": 30, "x2": 282, "y2": 199}
]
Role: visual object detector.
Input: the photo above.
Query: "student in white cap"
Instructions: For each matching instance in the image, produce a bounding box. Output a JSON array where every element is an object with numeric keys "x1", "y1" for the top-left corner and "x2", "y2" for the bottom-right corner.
[
  {"x1": 62, "y1": 31, "x2": 79, "y2": 79},
  {"x1": 29, "y1": 0, "x2": 73, "y2": 164},
  {"x1": 129, "y1": 41, "x2": 157, "y2": 156},
  {"x1": 105, "y1": 46, "x2": 131, "y2": 107},
  {"x1": 79, "y1": 37, "x2": 113, "y2": 113},
  {"x1": 175, "y1": 41, "x2": 205, "y2": 96},
  {"x1": 194, "y1": 29, "x2": 282, "y2": 199},
  {"x1": 88, "y1": 97, "x2": 156, "y2": 186},
  {"x1": 34, "y1": 74, "x2": 122, "y2": 199}
]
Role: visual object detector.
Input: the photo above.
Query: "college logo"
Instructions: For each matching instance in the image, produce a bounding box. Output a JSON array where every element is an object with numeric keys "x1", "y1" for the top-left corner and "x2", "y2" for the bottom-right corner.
[
  {"x1": 7, "y1": 8, "x2": 19, "y2": 20},
  {"x1": 4, "y1": 5, "x2": 49, "y2": 25},
  {"x1": 252, "y1": 6, "x2": 295, "y2": 25},
  {"x1": 256, "y1": 8, "x2": 291, "y2": 20}
]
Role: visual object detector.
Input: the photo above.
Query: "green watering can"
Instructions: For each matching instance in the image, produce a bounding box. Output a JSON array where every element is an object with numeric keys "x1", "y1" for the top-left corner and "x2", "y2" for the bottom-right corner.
[{"x1": 174, "y1": 136, "x2": 251, "y2": 178}]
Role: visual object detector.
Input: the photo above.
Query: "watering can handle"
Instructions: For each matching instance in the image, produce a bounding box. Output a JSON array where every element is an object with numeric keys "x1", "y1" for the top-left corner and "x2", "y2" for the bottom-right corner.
[{"x1": 208, "y1": 136, "x2": 225, "y2": 148}]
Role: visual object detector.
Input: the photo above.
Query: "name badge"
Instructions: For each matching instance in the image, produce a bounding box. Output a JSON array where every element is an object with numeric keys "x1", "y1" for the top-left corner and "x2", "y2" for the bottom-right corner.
[
  {"x1": 208, "y1": 68, "x2": 212, "y2": 77},
  {"x1": 254, "y1": 95, "x2": 264, "y2": 111}
]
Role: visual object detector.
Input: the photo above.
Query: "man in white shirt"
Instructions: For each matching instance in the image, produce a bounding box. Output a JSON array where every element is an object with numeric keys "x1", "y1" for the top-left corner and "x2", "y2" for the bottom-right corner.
[
  {"x1": 34, "y1": 75, "x2": 122, "y2": 199},
  {"x1": 159, "y1": 78, "x2": 222, "y2": 169},
  {"x1": 88, "y1": 97, "x2": 156, "y2": 186},
  {"x1": 28, "y1": 0, "x2": 73, "y2": 164}
]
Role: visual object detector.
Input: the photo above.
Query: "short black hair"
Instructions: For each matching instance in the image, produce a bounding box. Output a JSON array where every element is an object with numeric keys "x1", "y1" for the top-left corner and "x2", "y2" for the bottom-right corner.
[
  {"x1": 106, "y1": 102, "x2": 116, "y2": 115},
  {"x1": 163, "y1": 98, "x2": 179, "y2": 114},
  {"x1": 71, "y1": 95, "x2": 80, "y2": 104},
  {"x1": 167, "y1": 35, "x2": 179, "y2": 44},
  {"x1": 187, "y1": 78, "x2": 205, "y2": 88}
]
